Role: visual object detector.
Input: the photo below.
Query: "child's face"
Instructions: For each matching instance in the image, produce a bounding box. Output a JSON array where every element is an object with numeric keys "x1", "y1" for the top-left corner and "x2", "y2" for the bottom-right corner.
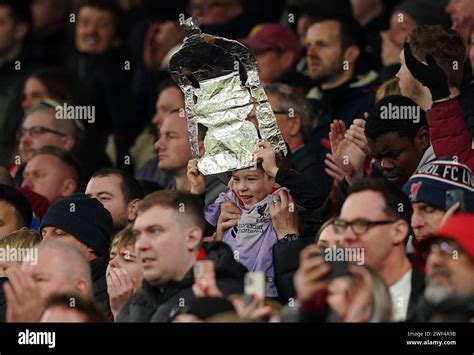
[{"x1": 231, "y1": 167, "x2": 275, "y2": 208}]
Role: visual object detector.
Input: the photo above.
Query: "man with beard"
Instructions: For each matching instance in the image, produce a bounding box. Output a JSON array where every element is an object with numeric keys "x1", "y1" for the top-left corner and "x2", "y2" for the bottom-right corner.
[
  {"x1": 304, "y1": 17, "x2": 375, "y2": 160},
  {"x1": 416, "y1": 214, "x2": 474, "y2": 321}
]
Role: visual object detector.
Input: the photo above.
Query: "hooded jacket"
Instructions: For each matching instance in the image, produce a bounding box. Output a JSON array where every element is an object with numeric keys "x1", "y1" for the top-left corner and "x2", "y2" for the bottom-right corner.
[{"x1": 116, "y1": 242, "x2": 246, "y2": 322}]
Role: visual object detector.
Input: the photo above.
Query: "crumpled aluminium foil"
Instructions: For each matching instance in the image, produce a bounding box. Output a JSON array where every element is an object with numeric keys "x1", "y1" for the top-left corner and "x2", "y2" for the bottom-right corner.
[{"x1": 169, "y1": 17, "x2": 287, "y2": 175}]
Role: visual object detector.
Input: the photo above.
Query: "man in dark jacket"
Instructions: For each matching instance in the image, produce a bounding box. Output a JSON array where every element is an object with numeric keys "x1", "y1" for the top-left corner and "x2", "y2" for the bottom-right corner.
[
  {"x1": 304, "y1": 17, "x2": 376, "y2": 161},
  {"x1": 116, "y1": 190, "x2": 246, "y2": 322},
  {"x1": 40, "y1": 193, "x2": 114, "y2": 316}
]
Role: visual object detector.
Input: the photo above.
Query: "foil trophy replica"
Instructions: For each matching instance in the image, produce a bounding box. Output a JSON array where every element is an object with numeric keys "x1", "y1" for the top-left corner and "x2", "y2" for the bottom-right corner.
[{"x1": 169, "y1": 17, "x2": 287, "y2": 175}]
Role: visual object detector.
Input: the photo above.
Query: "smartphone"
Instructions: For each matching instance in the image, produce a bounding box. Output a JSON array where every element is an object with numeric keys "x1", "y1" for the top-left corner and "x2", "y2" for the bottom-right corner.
[
  {"x1": 446, "y1": 189, "x2": 465, "y2": 213},
  {"x1": 193, "y1": 260, "x2": 215, "y2": 287},
  {"x1": 322, "y1": 260, "x2": 350, "y2": 281},
  {"x1": 244, "y1": 272, "x2": 266, "y2": 308}
]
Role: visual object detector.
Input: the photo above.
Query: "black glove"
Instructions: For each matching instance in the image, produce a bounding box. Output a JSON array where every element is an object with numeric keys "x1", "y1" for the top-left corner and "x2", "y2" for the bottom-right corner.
[{"x1": 403, "y1": 42, "x2": 451, "y2": 101}]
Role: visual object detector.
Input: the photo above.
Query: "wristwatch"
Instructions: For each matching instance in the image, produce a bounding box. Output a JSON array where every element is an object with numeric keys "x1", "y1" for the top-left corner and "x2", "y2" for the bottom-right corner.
[{"x1": 282, "y1": 233, "x2": 300, "y2": 242}]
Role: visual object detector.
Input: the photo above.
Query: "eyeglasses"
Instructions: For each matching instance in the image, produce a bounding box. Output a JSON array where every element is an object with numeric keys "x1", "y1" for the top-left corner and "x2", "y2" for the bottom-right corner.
[
  {"x1": 426, "y1": 239, "x2": 460, "y2": 256},
  {"x1": 333, "y1": 218, "x2": 397, "y2": 236},
  {"x1": 18, "y1": 126, "x2": 66, "y2": 139}
]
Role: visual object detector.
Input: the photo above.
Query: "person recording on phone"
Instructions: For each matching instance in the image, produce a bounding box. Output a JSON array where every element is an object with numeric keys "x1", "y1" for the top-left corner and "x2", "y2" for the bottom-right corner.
[
  {"x1": 403, "y1": 158, "x2": 474, "y2": 241},
  {"x1": 115, "y1": 190, "x2": 246, "y2": 322},
  {"x1": 294, "y1": 178, "x2": 425, "y2": 322}
]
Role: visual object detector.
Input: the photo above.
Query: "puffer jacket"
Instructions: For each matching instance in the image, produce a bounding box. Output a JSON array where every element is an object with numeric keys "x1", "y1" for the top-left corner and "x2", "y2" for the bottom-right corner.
[{"x1": 115, "y1": 242, "x2": 246, "y2": 322}]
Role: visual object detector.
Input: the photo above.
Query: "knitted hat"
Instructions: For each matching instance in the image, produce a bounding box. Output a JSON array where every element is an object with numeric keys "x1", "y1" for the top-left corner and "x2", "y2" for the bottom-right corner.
[
  {"x1": 394, "y1": 0, "x2": 451, "y2": 28},
  {"x1": 40, "y1": 193, "x2": 113, "y2": 256},
  {"x1": 170, "y1": 297, "x2": 236, "y2": 321},
  {"x1": 403, "y1": 158, "x2": 474, "y2": 212}
]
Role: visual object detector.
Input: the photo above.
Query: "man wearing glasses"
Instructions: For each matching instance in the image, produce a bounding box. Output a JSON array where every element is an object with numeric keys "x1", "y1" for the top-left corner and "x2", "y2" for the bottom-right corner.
[
  {"x1": 294, "y1": 177, "x2": 424, "y2": 321},
  {"x1": 335, "y1": 177, "x2": 424, "y2": 321},
  {"x1": 13, "y1": 101, "x2": 77, "y2": 185}
]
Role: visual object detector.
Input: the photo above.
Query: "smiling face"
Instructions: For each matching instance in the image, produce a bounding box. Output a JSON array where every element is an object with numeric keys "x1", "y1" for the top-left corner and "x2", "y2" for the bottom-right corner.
[
  {"x1": 231, "y1": 167, "x2": 275, "y2": 208},
  {"x1": 75, "y1": 5, "x2": 119, "y2": 54}
]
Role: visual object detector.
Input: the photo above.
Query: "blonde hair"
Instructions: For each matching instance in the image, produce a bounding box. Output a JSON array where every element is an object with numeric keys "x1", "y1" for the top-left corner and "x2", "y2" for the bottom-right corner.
[
  {"x1": 375, "y1": 78, "x2": 401, "y2": 103},
  {"x1": 110, "y1": 227, "x2": 136, "y2": 253},
  {"x1": 0, "y1": 230, "x2": 42, "y2": 250}
]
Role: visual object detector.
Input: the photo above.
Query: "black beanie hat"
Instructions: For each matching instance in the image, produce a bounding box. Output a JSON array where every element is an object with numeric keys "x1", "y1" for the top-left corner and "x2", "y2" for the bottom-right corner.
[
  {"x1": 40, "y1": 193, "x2": 113, "y2": 256},
  {"x1": 394, "y1": 0, "x2": 451, "y2": 28},
  {"x1": 0, "y1": 184, "x2": 33, "y2": 228},
  {"x1": 170, "y1": 297, "x2": 236, "y2": 321}
]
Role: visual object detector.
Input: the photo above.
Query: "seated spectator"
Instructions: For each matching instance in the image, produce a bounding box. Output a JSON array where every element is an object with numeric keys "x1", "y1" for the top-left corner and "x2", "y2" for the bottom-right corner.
[
  {"x1": 0, "y1": 229, "x2": 41, "y2": 322},
  {"x1": 190, "y1": 0, "x2": 255, "y2": 39},
  {"x1": 134, "y1": 79, "x2": 184, "y2": 186},
  {"x1": 240, "y1": 24, "x2": 307, "y2": 88},
  {"x1": 21, "y1": 146, "x2": 80, "y2": 203},
  {"x1": 21, "y1": 68, "x2": 85, "y2": 115},
  {"x1": 0, "y1": 0, "x2": 39, "y2": 166},
  {"x1": 315, "y1": 218, "x2": 341, "y2": 250},
  {"x1": 68, "y1": 0, "x2": 143, "y2": 172},
  {"x1": 106, "y1": 227, "x2": 144, "y2": 319},
  {"x1": 305, "y1": 16, "x2": 375, "y2": 160},
  {"x1": 380, "y1": 0, "x2": 450, "y2": 82},
  {"x1": 4, "y1": 241, "x2": 93, "y2": 322},
  {"x1": 295, "y1": 178, "x2": 424, "y2": 321},
  {"x1": 416, "y1": 214, "x2": 474, "y2": 321},
  {"x1": 265, "y1": 83, "x2": 332, "y2": 202},
  {"x1": 40, "y1": 194, "x2": 113, "y2": 315},
  {"x1": 326, "y1": 265, "x2": 393, "y2": 322},
  {"x1": 365, "y1": 95, "x2": 434, "y2": 187},
  {"x1": 153, "y1": 109, "x2": 227, "y2": 205},
  {"x1": 330, "y1": 95, "x2": 434, "y2": 189},
  {"x1": 398, "y1": 26, "x2": 474, "y2": 170},
  {"x1": 0, "y1": 184, "x2": 32, "y2": 238},
  {"x1": 14, "y1": 101, "x2": 77, "y2": 185},
  {"x1": 403, "y1": 159, "x2": 474, "y2": 240},
  {"x1": 192, "y1": 154, "x2": 290, "y2": 297},
  {"x1": 86, "y1": 169, "x2": 144, "y2": 232},
  {"x1": 30, "y1": 0, "x2": 72, "y2": 66},
  {"x1": 19, "y1": 69, "x2": 110, "y2": 180},
  {"x1": 350, "y1": 0, "x2": 391, "y2": 71},
  {"x1": 116, "y1": 190, "x2": 246, "y2": 322},
  {"x1": 40, "y1": 293, "x2": 106, "y2": 322},
  {"x1": 375, "y1": 77, "x2": 401, "y2": 102}
]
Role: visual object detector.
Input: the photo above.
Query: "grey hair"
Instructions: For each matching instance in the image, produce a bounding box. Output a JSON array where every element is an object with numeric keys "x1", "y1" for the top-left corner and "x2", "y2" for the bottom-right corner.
[
  {"x1": 264, "y1": 83, "x2": 315, "y2": 141},
  {"x1": 38, "y1": 241, "x2": 93, "y2": 299},
  {"x1": 24, "y1": 99, "x2": 78, "y2": 139}
]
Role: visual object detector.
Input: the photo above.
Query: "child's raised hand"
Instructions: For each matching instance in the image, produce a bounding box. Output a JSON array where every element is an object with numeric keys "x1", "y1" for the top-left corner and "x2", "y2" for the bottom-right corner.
[
  {"x1": 253, "y1": 141, "x2": 278, "y2": 178},
  {"x1": 187, "y1": 159, "x2": 206, "y2": 195}
]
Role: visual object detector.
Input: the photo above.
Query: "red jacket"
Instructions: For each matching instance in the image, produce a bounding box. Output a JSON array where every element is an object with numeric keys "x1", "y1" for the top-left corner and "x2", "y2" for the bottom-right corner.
[{"x1": 426, "y1": 99, "x2": 474, "y2": 171}]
